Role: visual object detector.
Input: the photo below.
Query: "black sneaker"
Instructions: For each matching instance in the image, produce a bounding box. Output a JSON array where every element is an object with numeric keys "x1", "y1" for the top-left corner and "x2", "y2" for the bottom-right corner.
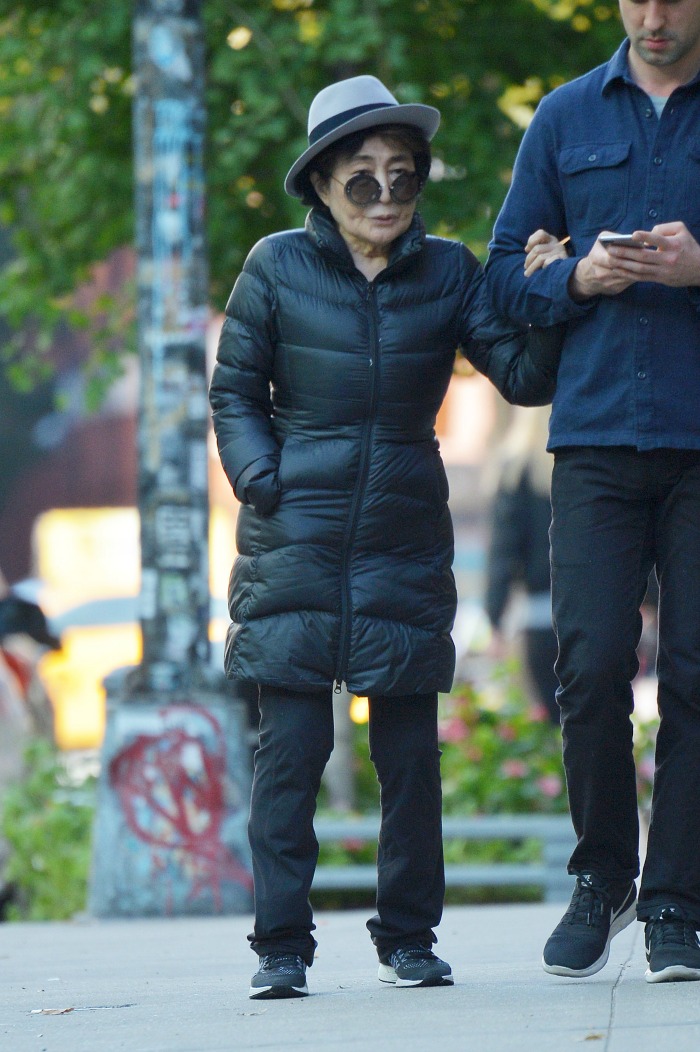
[
  {"x1": 249, "y1": 953, "x2": 309, "y2": 999},
  {"x1": 645, "y1": 905, "x2": 700, "y2": 984},
  {"x1": 378, "y1": 945, "x2": 454, "y2": 987},
  {"x1": 542, "y1": 873, "x2": 637, "y2": 977}
]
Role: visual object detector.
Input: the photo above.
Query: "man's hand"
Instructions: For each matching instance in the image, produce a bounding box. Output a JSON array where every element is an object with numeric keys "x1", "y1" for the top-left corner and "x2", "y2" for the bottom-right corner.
[
  {"x1": 568, "y1": 233, "x2": 638, "y2": 301},
  {"x1": 524, "y1": 229, "x2": 570, "y2": 277},
  {"x1": 602, "y1": 222, "x2": 700, "y2": 288}
]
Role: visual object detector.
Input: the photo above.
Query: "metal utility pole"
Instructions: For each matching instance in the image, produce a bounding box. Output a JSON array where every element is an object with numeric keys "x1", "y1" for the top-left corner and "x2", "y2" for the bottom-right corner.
[{"x1": 90, "y1": 0, "x2": 252, "y2": 917}]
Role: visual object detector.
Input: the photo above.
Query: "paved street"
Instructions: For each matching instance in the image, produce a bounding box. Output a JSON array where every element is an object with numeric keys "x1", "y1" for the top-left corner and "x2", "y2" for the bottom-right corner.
[{"x1": 2, "y1": 902, "x2": 699, "y2": 1052}]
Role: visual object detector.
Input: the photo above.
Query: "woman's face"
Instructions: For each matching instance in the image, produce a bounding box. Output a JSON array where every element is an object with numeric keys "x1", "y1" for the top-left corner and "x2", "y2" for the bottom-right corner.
[{"x1": 312, "y1": 134, "x2": 418, "y2": 257}]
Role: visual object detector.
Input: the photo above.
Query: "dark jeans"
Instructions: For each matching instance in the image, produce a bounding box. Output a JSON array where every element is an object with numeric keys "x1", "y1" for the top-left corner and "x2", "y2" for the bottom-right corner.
[
  {"x1": 551, "y1": 447, "x2": 700, "y2": 922},
  {"x1": 247, "y1": 685, "x2": 445, "y2": 965}
]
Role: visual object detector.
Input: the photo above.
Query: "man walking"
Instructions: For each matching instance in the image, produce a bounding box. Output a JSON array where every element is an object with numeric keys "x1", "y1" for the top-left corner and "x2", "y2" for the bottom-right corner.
[{"x1": 486, "y1": 0, "x2": 700, "y2": 984}]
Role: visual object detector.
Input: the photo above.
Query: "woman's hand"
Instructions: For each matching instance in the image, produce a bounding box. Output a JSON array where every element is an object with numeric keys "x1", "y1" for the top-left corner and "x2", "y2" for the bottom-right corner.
[{"x1": 524, "y1": 230, "x2": 569, "y2": 277}]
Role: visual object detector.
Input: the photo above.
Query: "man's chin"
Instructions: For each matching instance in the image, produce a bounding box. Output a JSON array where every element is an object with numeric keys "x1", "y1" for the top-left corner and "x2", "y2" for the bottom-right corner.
[{"x1": 635, "y1": 39, "x2": 679, "y2": 67}]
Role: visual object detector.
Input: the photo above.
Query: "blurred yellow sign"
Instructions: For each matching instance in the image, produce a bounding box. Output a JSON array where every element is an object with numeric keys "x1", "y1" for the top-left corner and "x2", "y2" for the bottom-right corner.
[{"x1": 33, "y1": 505, "x2": 237, "y2": 751}]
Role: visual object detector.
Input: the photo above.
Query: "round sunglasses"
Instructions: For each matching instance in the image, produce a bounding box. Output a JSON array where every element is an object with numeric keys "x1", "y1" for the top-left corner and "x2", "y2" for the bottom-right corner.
[{"x1": 333, "y1": 171, "x2": 423, "y2": 207}]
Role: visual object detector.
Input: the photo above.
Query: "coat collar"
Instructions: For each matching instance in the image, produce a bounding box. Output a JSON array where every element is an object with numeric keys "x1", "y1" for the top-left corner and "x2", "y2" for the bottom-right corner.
[{"x1": 305, "y1": 207, "x2": 426, "y2": 277}]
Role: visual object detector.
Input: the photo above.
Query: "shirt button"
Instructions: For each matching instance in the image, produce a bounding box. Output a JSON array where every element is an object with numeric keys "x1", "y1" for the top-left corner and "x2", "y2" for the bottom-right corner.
[
  {"x1": 653, "y1": 156, "x2": 663, "y2": 165},
  {"x1": 648, "y1": 209, "x2": 657, "y2": 219},
  {"x1": 588, "y1": 153, "x2": 597, "y2": 162},
  {"x1": 645, "y1": 107, "x2": 653, "y2": 118},
  {"x1": 638, "y1": 371, "x2": 647, "y2": 380},
  {"x1": 639, "y1": 316, "x2": 649, "y2": 326}
]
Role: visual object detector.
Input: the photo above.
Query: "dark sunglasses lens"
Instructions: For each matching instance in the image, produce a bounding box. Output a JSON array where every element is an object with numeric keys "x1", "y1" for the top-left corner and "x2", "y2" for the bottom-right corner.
[
  {"x1": 346, "y1": 174, "x2": 381, "y2": 205},
  {"x1": 390, "y1": 172, "x2": 422, "y2": 203}
]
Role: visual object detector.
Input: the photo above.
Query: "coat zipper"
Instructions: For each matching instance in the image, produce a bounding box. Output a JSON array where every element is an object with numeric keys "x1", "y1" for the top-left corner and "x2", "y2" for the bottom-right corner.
[{"x1": 334, "y1": 281, "x2": 381, "y2": 692}]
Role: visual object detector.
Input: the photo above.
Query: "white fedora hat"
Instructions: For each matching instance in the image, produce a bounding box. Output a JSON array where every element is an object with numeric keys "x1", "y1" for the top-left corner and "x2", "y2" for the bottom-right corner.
[{"x1": 285, "y1": 75, "x2": 441, "y2": 199}]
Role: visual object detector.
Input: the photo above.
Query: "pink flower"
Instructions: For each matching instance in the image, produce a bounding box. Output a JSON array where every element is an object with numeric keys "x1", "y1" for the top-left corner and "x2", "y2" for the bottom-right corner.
[
  {"x1": 501, "y1": 759, "x2": 528, "y2": 779},
  {"x1": 537, "y1": 774, "x2": 563, "y2": 798},
  {"x1": 638, "y1": 756, "x2": 656, "y2": 782},
  {"x1": 341, "y1": 838, "x2": 365, "y2": 852},
  {"x1": 497, "y1": 724, "x2": 517, "y2": 742},
  {"x1": 439, "y1": 717, "x2": 469, "y2": 743}
]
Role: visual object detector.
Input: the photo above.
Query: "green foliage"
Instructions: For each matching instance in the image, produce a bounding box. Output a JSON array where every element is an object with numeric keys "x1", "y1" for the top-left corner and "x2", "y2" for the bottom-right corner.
[
  {"x1": 0, "y1": 0, "x2": 625, "y2": 392},
  {"x1": 0, "y1": 739, "x2": 95, "y2": 921},
  {"x1": 633, "y1": 704, "x2": 657, "y2": 817}
]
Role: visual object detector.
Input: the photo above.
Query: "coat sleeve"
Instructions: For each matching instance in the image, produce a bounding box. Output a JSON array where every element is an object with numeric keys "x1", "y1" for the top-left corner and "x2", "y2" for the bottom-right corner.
[
  {"x1": 209, "y1": 238, "x2": 281, "y2": 514},
  {"x1": 457, "y1": 249, "x2": 564, "y2": 406}
]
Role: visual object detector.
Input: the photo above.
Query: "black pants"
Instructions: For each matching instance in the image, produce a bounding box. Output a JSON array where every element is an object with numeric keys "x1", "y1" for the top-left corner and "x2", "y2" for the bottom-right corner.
[
  {"x1": 247, "y1": 686, "x2": 445, "y2": 965},
  {"x1": 551, "y1": 447, "x2": 700, "y2": 922}
]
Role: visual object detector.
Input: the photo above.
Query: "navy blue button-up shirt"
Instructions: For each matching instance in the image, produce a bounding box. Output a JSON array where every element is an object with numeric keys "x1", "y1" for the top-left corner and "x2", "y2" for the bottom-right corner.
[{"x1": 485, "y1": 41, "x2": 700, "y2": 452}]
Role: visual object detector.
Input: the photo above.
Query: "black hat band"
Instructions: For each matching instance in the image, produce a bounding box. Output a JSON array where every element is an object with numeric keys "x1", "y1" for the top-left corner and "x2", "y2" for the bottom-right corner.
[{"x1": 308, "y1": 102, "x2": 394, "y2": 146}]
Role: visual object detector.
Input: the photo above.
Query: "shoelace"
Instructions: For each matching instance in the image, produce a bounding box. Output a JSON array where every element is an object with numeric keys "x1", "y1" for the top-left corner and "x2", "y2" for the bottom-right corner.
[
  {"x1": 648, "y1": 909, "x2": 699, "y2": 950},
  {"x1": 563, "y1": 874, "x2": 611, "y2": 928},
  {"x1": 260, "y1": 953, "x2": 305, "y2": 973},
  {"x1": 390, "y1": 945, "x2": 437, "y2": 967}
]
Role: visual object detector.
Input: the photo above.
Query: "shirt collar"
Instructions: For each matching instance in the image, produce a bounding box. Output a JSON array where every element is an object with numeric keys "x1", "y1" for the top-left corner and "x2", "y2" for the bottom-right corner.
[
  {"x1": 602, "y1": 40, "x2": 635, "y2": 94},
  {"x1": 602, "y1": 37, "x2": 700, "y2": 94}
]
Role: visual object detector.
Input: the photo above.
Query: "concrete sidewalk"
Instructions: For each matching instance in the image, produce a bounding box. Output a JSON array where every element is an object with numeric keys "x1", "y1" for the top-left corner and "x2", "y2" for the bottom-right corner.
[{"x1": 2, "y1": 903, "x2": 699, "y2": 1052}]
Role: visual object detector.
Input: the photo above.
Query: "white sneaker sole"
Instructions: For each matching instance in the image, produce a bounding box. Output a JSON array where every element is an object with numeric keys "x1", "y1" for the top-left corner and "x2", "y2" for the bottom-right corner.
[
  {"x1": 378, "y1": 963, "x2": 454, "y2": 987},
  {"x1": 542, "y1": 898, "x2": 637, "y2": 978},
  {"x1": 248, "y1": 982, "x2": 308, "y2": 999},
  {"x1": 645, "y1": 964, "x2": 700, "y2": 984}
]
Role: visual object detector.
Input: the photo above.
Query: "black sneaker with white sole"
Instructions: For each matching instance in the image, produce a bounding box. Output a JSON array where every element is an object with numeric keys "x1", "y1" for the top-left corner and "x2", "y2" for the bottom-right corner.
[
  {"x1": 645, "y1": 905, "x2": 700, "y2": 984},
  {"x1": 249, "y1": 953, "x2": 309, "y2": 999},
  {"x1": 378, "y1": 945, "x2": 453, "y2": 987},
  {"x1": 542, "y1": 872, "x2": 637, "y2": 977}
]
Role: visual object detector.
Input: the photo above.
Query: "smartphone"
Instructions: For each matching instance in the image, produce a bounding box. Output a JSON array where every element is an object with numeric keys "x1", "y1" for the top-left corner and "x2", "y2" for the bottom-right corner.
[{"x1": 599, "y1": 233, "x2": 648, "y2": 247}]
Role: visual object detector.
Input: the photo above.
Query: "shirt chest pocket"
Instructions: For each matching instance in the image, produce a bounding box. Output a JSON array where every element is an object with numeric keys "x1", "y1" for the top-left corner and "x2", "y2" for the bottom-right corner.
[{"x1": 559, "y1": 141, "x2": 631, "y2": 235}]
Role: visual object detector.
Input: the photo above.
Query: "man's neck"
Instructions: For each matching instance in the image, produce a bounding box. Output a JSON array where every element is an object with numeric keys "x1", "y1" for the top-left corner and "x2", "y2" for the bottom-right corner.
[{"x1": 627, "y1": 45, "x2": 700, "y2": 98}]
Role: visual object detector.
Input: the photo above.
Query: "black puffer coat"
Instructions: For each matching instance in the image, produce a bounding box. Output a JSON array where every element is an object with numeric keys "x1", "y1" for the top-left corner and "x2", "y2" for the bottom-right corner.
[{"x1": 210, "y1": 210, "x2": 560, "y2": 697}]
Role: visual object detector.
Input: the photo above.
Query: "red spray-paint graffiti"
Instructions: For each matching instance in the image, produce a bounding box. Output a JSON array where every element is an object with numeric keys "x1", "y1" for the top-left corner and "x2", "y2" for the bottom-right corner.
[{"x1": 109, "y1": 705, "x2": 252, "y2": 909}]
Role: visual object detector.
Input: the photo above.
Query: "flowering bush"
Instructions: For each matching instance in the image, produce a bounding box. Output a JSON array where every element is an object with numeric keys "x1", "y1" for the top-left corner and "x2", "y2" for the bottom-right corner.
[
  {"x1": 438, "y1": 662, "x2": 568, "y2": 816},
  {"x1": 439, "y1": 661, "x2": 659, "y2": 820}
]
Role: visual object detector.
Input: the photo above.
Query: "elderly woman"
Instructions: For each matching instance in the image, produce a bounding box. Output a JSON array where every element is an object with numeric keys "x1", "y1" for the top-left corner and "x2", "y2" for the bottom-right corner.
[{"x1": 210, "y1": 75, "x2": 561, "y2": 1000}]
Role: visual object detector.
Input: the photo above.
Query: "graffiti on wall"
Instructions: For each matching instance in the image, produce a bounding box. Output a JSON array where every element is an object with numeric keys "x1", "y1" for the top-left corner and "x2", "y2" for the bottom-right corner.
[{"x1": 108, "y1": 703, "x2": 252, "y2": 911}]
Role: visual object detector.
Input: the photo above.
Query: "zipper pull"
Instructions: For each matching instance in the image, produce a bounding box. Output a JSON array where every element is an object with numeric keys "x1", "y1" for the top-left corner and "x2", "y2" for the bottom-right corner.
[{"x1": 334, "y1": 680, "x2": 342, "y2": 695}]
